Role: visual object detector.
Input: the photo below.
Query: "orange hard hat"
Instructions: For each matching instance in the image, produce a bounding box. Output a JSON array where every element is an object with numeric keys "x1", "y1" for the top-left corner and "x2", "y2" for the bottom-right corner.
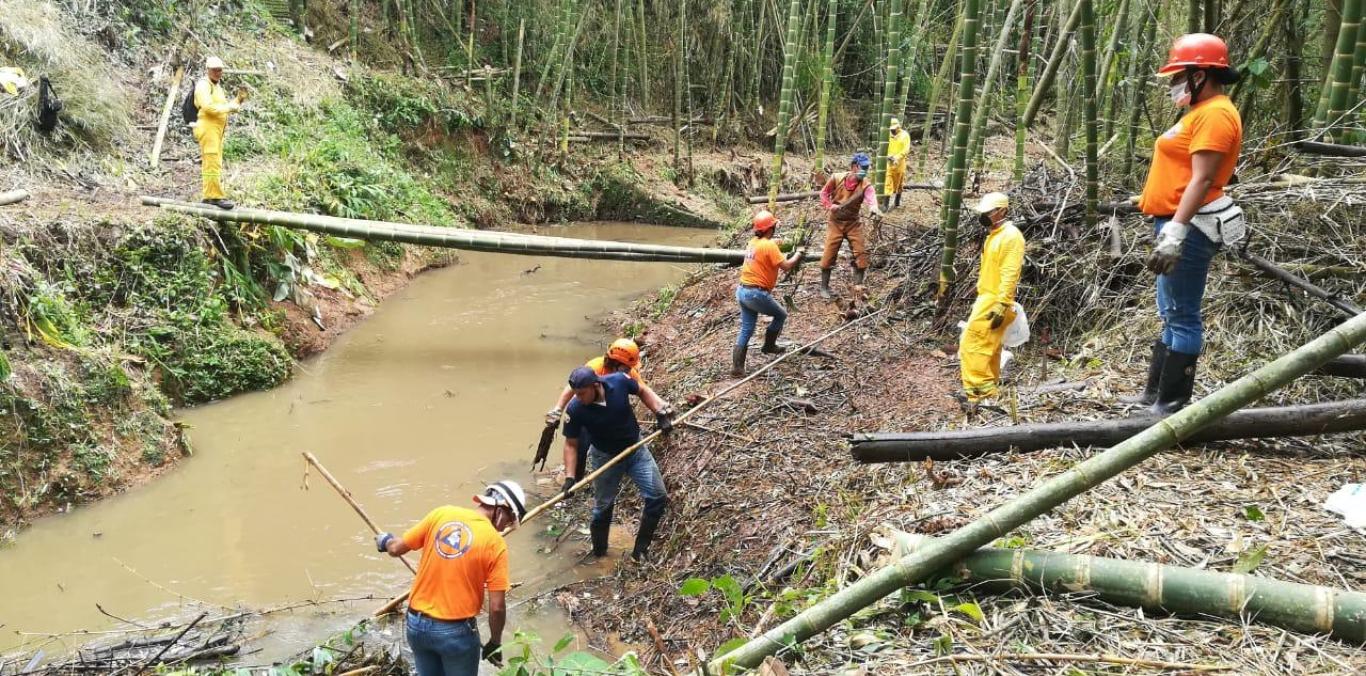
[
  {"x1": 753, "y1": 210, "x2": 778, "y2": 233},
  {"x1": 1158, "y1": 33, "x2": 1230, "y2": 75},
  {"x1": 607, "y1": 338, "x2": 641, "y2": 368}
]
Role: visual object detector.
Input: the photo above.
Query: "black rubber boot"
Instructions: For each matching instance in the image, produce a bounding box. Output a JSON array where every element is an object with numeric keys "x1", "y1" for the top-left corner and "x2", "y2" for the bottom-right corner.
[
  {"x1": 852, "y1": 267, "x2": 866, "y2": 286},
  {"x1": 589, "y1": 506, "x2": 613, "y2": 557},
  {"x1": 1151, "y1": 350, "x2": 1198, "y2": 415},
  {"x1": 819, "y1": 269, "x2": 833, "y2": 299},
  {"x1": 1120, "y1": 341, "x2": 1167, "y2": 406},
  {"x1": 203, "y1": 198, "x2": 235, "y2": 210},
  {"x1": 631, "y1": 497, "x2": 667, "y2": 561},
  {"x1": 761, "y1": 332, "x2": 785, "y2": 355},
  {"x1": 894, "y1": 193, "x2": 902, "y2": 209},
  {"x1": 731, "y1": 345, "x2": 747, "y2": 377}
]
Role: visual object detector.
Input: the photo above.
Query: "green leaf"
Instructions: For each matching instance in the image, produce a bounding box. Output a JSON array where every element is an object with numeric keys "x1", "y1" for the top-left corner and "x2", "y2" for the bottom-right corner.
[
  {"x1": 678, "y1": 577, "x2": 711, "y2": 596},
  {"x1": 1243, "y1": 504, "x2": 1265, "y2": 521},
  {"x1": 554, "y1": 651, "x2": 613, "y2": 671},
  {"x1": 952, "y1": 602, "x2": 985, "y2": 624},
  {"x1": 933, "y1": 634, "x2": 952, "y2": 655},
  {"x1": 553, "y1": 632, "x2": 575, "y2": 653},
  {"x1": 1232, "y1": 545, "x2": 1268, "y2": 574},
  {"x1": 901, "y1": 589, "x2": 941, "y2": 604},
  {"x1": 1246, "y1": 57, "x2": 1270, "y2": 77},
  {"x1": 716, "y1": 637, "x2": 749, "y2": 657}
]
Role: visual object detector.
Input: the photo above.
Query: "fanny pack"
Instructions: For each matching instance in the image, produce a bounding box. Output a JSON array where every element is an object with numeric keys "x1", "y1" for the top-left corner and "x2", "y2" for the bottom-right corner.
[{"x1": 1190, "y1": 195, "x2": 1247, "y2": 249}]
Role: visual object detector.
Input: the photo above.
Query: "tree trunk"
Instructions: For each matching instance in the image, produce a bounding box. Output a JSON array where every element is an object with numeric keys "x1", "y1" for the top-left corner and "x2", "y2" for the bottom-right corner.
[
  {"x1": 1281, "y1": 0, "x2": 1305, "y2": 138},
  {"x1": 1319, "y1": 0, "x2": 1362, "y2": 139},
  {"x1": 936, "y1": 0, "x2": 981, "y2": 299},
  {"x1": 1081, "y1": 0, "x2": 1098, "y2": 229},
  {"x1": 1023, "y1": 0, "x2": 1084, "y2": 128},
  {"x1": 768, "y1": 0, "x2": 806, "y2": 208},
  {"x1": 813, "y1": 0, "x2": 840, "y2": 177},
  {"x1": 917, "y1": 5, "x2": 964, "y2": 175},
  {"x1": 851, "y1": 399, "x2": 1366, "y2": 462},
  {"x1": 967, "y1": 0, "x2": 1025, "y2": 173},
  {"x1": 1013, "y1": 0, "x2": 1035, "y2": 182},
  {"x1": 1318, "y1": 354, "x2": 1366, "y2": 377},
  {"x1": 872, "y1": 0, "x2": 904, "y2": 204}
]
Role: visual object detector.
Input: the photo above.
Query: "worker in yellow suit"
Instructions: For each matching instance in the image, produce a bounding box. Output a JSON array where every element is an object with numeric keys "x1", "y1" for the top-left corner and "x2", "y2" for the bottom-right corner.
[
  {"x1": 959, "y1": 192, "x2": 1025, "y2": 406},
  {"x1": 884, "y1": 118, "x2": 911, "y2": 210},
  {"x1": 193, "y1": 56, "x2": 243, "y2": 210}
]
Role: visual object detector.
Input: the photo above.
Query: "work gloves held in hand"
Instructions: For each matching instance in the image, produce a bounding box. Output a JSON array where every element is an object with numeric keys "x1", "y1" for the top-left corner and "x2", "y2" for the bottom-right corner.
[
  {"x1": 655, "y1": 405, "x2": 675, "y2": 433},
  {"x1": 482, "y1": 640, "x2": 502, "y2": 666},
  {"x1": 561, "y1": 476, "x2": 577, "y2": 498},
  {"x1": 375, "y1": 532, "x2": 395, "y2": 553},
  {"x1": 1147, "y1": 220, "x2": 1188, "y2": 275},
  {"x1": 545, "y1": 407, "x2": 563, "y2": 427}
]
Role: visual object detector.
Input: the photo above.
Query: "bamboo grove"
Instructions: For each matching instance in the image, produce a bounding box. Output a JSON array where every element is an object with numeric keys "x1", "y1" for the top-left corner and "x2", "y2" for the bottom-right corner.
[{"x1": 345, "y1": 0, "x2": 1364, "y2": 279}]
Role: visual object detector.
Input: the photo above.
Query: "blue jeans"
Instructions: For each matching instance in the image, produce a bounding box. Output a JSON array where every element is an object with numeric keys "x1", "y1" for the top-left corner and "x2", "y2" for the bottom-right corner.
[
  {"x1": 736, "y1": 286, "x2": 787, "y2": 347},
  {"x1": 1154, "y1": 217, "x2": 1218, "y2": 355},
  {"x1": 405, "y1": 611, "x2": 480, "y2": 676},
  {"x1": 589, "y1": 444, "x2": 667, "y2": 527}
]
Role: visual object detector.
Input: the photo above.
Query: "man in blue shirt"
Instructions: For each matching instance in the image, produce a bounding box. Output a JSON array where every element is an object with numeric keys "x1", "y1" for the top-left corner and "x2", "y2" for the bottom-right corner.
[{"x1": 561, "y1": 366, "x2": 674, "y2": 561}]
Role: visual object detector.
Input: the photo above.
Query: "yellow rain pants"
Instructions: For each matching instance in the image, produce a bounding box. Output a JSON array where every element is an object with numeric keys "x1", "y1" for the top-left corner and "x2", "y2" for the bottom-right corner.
[
  {"x1": 960, "y1": 221, "x2": 1025, "y2": 402},
  {"x1": 192, "y1": 78, "x2": 235, "y2": 201},
  {"x1": 884, "y1": 129, "x2": 911, "y2": 196}
]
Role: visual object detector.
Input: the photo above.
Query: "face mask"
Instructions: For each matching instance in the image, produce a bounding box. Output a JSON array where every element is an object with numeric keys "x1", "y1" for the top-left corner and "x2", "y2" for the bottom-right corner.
[
  {"x1": 978, "y1": 214, "x2": 995, "y2": 229},
  {"x1": 1169, "y1": 80, "x2": 1191, "y2": 107},
  {"x1": 856, "y1": 169, "x2": 868, "y2": 180}
]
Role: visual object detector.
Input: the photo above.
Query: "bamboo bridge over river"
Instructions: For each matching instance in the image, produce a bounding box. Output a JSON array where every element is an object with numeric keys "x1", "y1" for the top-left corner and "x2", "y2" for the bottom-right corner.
[{"x1": 141, "y1": 197, "x2": 822, "y2": 264}]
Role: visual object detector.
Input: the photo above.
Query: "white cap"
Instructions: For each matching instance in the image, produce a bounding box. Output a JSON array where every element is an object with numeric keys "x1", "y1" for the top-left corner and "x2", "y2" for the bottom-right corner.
[
  {"x1": 475, "y1": 480, "x2": 528, "y2": 524},
  {"x1": 206, "y1": 56, "x2": 226, "y2": 70},
  {"x1": 973, "y1": 192, "x2": 1010, "y2": 214}
]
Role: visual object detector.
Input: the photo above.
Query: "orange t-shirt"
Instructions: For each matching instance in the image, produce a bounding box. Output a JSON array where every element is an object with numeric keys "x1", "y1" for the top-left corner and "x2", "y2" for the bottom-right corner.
[
  {"x1": 402, "y1": 505, "x2": 509, "y2": 620},
  {"x1": 739, "y1": 237, "x2": 784, "y2": 291},
  {"x1": 586, "y1": 355, "x2": 643, "y2": 384},
  {"x1": 1138, "y1": 95, "x2": 1242, "y2": 216}
]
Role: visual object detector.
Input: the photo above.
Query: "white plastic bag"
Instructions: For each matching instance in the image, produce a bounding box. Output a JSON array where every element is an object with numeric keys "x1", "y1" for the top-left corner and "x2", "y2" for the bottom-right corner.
[
  {"x1": 1325, "y1": 484, "x2": 1366, "y2": 531},
  {"x1": 1003, "y1": 303, "x2": 1030, "y2": 348}
]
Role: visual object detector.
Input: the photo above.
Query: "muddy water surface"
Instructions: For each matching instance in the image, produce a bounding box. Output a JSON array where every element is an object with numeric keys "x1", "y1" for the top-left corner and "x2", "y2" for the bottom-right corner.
[{"x1": 0, "y1": 222, "x2": 711, "y2": 663}]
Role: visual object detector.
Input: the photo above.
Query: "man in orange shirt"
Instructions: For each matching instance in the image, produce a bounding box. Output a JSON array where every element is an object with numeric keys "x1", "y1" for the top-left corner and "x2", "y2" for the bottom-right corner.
[
  {"x1": 376, "y1": 480, "x2": 528, "y2": 676},
  {"x1": 1130, "y1": 33, "x2": 1244, "y2": 414},
  {"x1": 734, "y1": 210, "x2": 806, "y2": 376},
  {"x1": 545, "y1": 338, "x2": 645, "y2": 481}
]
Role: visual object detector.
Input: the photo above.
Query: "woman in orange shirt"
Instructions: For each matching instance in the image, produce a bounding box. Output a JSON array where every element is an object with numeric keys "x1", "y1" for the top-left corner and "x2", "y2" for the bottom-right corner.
[
  {"x1": 734, "y1": 210, "x2": 805, "y2": 375},
  {"x1": 1131, "y1": 33, "x2": 1243, "y2": 414}
]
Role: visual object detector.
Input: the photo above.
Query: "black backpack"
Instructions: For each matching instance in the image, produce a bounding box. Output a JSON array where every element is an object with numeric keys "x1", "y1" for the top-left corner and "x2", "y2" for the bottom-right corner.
[
  {"x1": 37, "y1": 76, "x2": 62, "y2": 133},
  {"x1": 181, "y1": 83, "x2": 198, "y2": 125}
]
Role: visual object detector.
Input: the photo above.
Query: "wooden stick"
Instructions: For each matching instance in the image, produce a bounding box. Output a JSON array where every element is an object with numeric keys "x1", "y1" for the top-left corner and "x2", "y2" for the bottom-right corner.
[
  {"x1": 373, "y1": 308, "x2": 888, "y2": 616},
  {"x1": 645, "y1": 618, "x2": 679, "y2": 676},
  {"x1": 128, "y1": 612, "x2": 206, "y2": 676},
  {"x1": 302, "y1": 452, "x2": 417, "y2": 575},
  {"x1": 906, "y1": 652, "x2": 1229, "y2": 672},
  {"x1": 1239, "y1": 250, "x2": 1363, "y2": 318},
  {"x1": 149, "y1": 66, "x2": 184, "y2": 169}
]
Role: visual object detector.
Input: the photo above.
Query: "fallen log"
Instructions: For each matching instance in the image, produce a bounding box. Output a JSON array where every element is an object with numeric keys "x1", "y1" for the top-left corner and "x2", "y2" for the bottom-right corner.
[
  {"x1": 1317, "y1": 354, "x2": 1366, "y2": 378},
  {"x1": 0, "y1": 189, "x2": 30, "y2": 206},
  {"x1": 850, "y1": 399, "x2": 1366, "y2": 462},
  {"x1": 877, "y1": 528, "x2": 1366, "y2": 644},
  {"x1": 628, "y1": 116, "x2": 712, "y2": 125},
  {"x1": 569, "y1": 130, "x2": 650, "y2": 140},
  {"x1": 1294, "y1": 140, "x2": 1366, "y2": 158},
  {"x1": 1238, "y1": 250, "x2": 1363, "y2": 318}
]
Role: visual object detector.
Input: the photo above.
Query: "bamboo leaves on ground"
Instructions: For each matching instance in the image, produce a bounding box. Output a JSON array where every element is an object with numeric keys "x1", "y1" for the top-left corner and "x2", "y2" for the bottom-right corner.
[
  {"x1": 705, "y1": 308, "x2": 1366, "y2": 673},
  {"x1": 768, "y1": 0, "x2": 805, "y2": 209},
  {"x1": 936, "y1": 0, "x2": 981, "y2": 299},
  {"x1": 872, "y1": 0, "x2": 904, "y2": 203}
]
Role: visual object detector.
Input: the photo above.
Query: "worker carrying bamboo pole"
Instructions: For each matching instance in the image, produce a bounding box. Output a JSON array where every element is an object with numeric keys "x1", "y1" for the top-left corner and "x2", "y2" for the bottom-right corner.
[
  {"x1": 734, "y1": 210, "x2": 807, "y2": 376},
  {"x1": 373, "y1": 480, "x2": 528, "y2": 675},
  {"x1": 959, "y1": 192, "x2": 1025, "y2": 408},
  {"x1": 1127, "y1": 33, "x2": 1244, "y2": 414},
  {"x1": 818, "y1": 153, "x2": 882, "y2": 299},
  {"x1": 560, "y1": 367, "x2": 675, "y2": 561},
  {"x1": 546, "y1": 338, "x2": 646, "y2": 480},
  {"x1": 190, "y1": 56, "x2": 245, "y2": 210},
  {"x1": 884, "y1": 118, "x2": 911, "y2": 210}
]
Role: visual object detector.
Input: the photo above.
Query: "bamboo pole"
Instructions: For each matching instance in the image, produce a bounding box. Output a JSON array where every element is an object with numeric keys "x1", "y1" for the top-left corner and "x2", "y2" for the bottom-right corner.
[
  {"x1": 880, "y1": 529, "x2": 1366, "y2": 644},
  {"x1": 510, "y1": 18, "x2": 524, "y2": 128},
  {"x1": 813, "y1": 0, "x2": 839, "y2": 177},
  {"x1": 1231, "y1": 0, "x2": 1289, "y2": 104},
  {"x1": 0, "y1": 189, "x2": 30, "y2": 206},
  {"x1": 872, "y1": 0, "x2": 904, "y2": 204},
  {"x1": 1188, "y1": 0, "x2": 1201, "y2": 33},
  {"x1": 1023, "y1": 0, "x2": 1084, "y2": 128},
  {"x1": 1313, "y1": 0, "x2": 1361, "y2": 137},
  {"x1": 850, "y1": 398, "x2": 1366, "y2": 461},
  {"x1": 303, "y1": 452, "x2": 418, "y2": 575},
  {"x1": 936, "y1": 0, "x2": 981, "y2": 299},
  {"x1": 375, "y1": 308, "x2": 889, "y2": 617},
  {"x1": 916, "y1": 7, "x2": 963, "y2": 177},
  {"x1": 768, "y1": 0, "x2": 805, "y2": 209},
  {"x1": 704, "y1": 309, "x2": 1366, "y2": 673},
  {"x1": 149, "y1": 65, "x2": 184, "y2": 170},
  {"x1": 1121, "y1": 2, "x2": 1156, "y2": 181},
  {"x1": 967, "y1": 0, "x2": 1025, "y2": 173},
  {"x1": 895, "y1": 0, "x2": 930, "y2": 146},
  {"x1": 1081, "y1": 0, "x2": 1098, "y2": 229},
  {"x1": 1239, "y1": 250, "x2": 1363, "y2": 317},
  {"x1": 1013, "y1": 0, "x2": 1035, "y2": 181}
]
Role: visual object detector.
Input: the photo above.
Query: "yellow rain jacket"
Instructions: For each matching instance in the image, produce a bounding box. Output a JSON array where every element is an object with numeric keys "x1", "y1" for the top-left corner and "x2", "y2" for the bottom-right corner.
[
  {"x1": 192, "y1": 77, "x2": 237, "y2": 200},
  {"x1": 884, "y1": 128, "x2": 911, "y2": 196},
  {"x1": 959, "y1": 220, "x2": 1025, "y2": 401}
]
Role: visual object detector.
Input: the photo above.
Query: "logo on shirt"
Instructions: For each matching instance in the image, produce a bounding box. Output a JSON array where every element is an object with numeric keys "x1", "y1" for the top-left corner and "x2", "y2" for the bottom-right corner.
[
  {"x1": 433, "y1": 521, "x2": 474, "y2": 559},
  {"x1": 1162, "y1": 122, "x2": 1183, "y2": 139}
]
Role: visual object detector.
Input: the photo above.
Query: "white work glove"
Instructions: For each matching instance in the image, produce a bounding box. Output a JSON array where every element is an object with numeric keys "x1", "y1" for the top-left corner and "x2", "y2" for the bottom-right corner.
[
  {"x1": 1146, "y1": 220, "x2": 1188, "y2": 275},
  {"x1": 545, "y1": 407, "x2": 563, "y2": 427}
]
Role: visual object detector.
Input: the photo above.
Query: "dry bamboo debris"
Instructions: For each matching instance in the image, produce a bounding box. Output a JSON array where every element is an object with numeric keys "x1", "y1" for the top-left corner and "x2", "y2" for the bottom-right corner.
[
  {"x1": 1296, "y1": 140, "x2": 1366, "y2": 158},
  {"x1": 850, "y1": 398, "x2": 1366, "y2": 462},
  {"x1": 0, "y1": 189, "x2": 30, "y2": 206},
  {"x1": 876, "y1": 528, "x2": 1366, "y2": 644}
]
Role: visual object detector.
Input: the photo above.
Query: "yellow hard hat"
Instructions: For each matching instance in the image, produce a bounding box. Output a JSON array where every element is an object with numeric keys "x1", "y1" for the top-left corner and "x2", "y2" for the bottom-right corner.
[
  {"x1": 890, "y1": 117, "x2": 902, "y2": 130},
  {"x1": 206, "y1": 56, "x2": 226, "y2": 70},
  {"x1": 973, "y1": 192, "x2": 1010, "y2": 213}
]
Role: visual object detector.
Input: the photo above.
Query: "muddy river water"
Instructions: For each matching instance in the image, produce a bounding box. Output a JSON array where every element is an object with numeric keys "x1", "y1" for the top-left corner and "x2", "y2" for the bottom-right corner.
[{"x1": 0, "y1": 222, "x2": 712, "y2": 664}]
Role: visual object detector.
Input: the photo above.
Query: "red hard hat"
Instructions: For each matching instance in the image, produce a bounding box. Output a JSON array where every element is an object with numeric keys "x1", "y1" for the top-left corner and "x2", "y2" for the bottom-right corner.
[
  {"x1": 752, "y1": 210, "x2": 778, "y2": 233},
  {"x1": 1158, "y1": 33, "x2": 1230, "y2": 75}
]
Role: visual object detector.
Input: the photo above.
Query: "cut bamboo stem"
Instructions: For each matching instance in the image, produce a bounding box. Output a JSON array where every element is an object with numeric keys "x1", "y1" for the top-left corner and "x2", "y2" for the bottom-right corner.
[
  {"x1": 0, "y1": 189, "x2": 30, "y2": 206},
  {"x1": 149, "y1": 66, "x2": 184, "y2": 170},
  {"x1": 881, "y1": 529, "x2": 1366, "y2": 644},
  {"x1": 706, "y1": 308, "x2": 1366, "y2": 672},
  {"x1": 302, "y1": 452, "x2": 417, "y2": 575},
  {"x1": 850, "y1": 399, "x2": 1366, "y2": 462}
]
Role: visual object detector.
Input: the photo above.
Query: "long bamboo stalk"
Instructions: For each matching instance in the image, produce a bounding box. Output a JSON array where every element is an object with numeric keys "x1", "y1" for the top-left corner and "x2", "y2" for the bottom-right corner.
[
  {"x1": 705, "y1": 309, "x2": 1366, "y2": 672},
  {"x1": 1013, "y1": 0, "x2": 1036, "y2": 181},
  {"x1": 872, "y1": 0, "x2": 904, "y2": 203},
  {"x1": 895, "y1": 0, "x2": 930, "y2": 139},
  {"x1": 510, "y1": 18, "x2": 524, "y2": 128},
  {"x1": 1023, "y1": 0, "x2": 1084, "y2": 128},
  {"x1": 767, "y1": 0, "x2": 806, "y2": 209},
  {"x1": 936, "y1": 0, "x2": 981, "y2": 299},
  {"x1": 1122, "y1": 2, "x2": 1156, "y2": 181},
  {"x1": 1345, "y1": 17, "x2": 1366, "y2": 142},
  {"x1": 916, "y1": 7, "x2": 964, "y2": 176},
  {"x1": 303, "y1": 452, "x2": 417, "y2": 575},
  {"x1": 1231, "y1": 0, "x2": 1289, "y2": 104},
  {"x1": 636, "y1": 0, "x2": 649, "y2": 110},
  {"x1": 149, "y1": 65, "x2": 184, "y2": 169},
  {"x1": 1188, "y1": 0, "x2": 1201, "y2": 33},
  {"x1": 1313, "y1": 0, "x2": 1361, "y2": 136},
  {"x1": 967, "y1": 0, "x2": 1025, "y2": 173},
  {"x1": 813, "y1": 0, "x2": 839, "y2": 177},
  {"x1": 1094, "y1": 0, "x2": 1131, "y2": 116},
  {"x1": 1081, "y1": 0, "x2": 1098, "y2": 229},
  {"x1": 673, "y1": 0, "x2": 684, "y2": 178},
  {"x1": 880, "y1": 529, "x2": 1366, "y2": 644}
]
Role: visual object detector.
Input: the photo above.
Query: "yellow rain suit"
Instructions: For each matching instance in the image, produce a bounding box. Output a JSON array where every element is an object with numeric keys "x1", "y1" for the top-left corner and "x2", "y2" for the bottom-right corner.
[
  {"x1": 884, "y1": 127, "x2": 911, "y2": 196},
  {"x1": 959, "y1": 220, "x2": 1025, "y2": 401},
  {"x1": 192, "y1": 78, "x2": 237, "y2": 200}
]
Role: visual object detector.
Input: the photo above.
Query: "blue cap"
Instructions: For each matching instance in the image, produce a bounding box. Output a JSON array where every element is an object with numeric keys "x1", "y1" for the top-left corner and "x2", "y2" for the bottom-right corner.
[
  {"x1": 852, "y1": 153, "x2": 871, "y2": 169},
  {"x1": 568, "y1": 366, "x2": 599, "y2": 389}
]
